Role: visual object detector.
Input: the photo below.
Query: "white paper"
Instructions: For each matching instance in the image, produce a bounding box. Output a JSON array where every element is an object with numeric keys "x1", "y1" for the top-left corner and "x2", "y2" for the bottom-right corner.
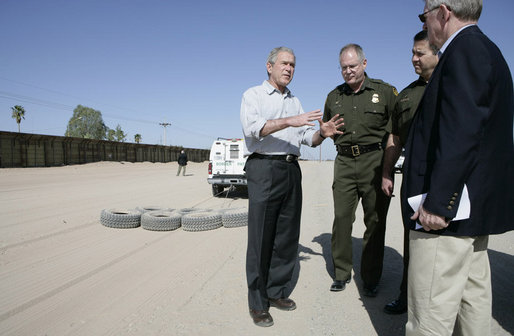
[{"x1": 408, "y1": 184, "x2": 470, "y2": 230}]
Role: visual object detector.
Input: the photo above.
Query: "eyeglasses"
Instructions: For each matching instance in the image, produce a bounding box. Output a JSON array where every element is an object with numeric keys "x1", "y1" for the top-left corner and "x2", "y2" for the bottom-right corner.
[
  {"x1": 418, "y1": 7, "x2": 439, "y2": 23},
  {"x1": 339, "y1": 63, "x2": 361, "y2": 72}
]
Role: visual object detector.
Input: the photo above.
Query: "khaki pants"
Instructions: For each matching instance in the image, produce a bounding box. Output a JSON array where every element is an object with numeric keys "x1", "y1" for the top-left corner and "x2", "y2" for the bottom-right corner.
[
  {"x1": 177, "y1": 165, "x2": 186, "y2": 176},
  {"x1": 406, "y1": 231, "x2": 491, "y2": 336}
]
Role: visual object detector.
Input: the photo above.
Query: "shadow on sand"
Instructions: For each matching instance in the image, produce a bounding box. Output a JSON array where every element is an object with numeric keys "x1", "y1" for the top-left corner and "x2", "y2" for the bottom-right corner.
[{"x1": 294, "y1": 232, "x2": 514, "y2": 335}]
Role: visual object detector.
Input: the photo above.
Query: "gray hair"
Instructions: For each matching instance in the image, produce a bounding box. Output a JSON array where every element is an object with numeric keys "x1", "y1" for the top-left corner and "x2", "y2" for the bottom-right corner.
[
  {"x1": 339, "y1": 43, "x2": 366, "y2": 62},
  {"x1": 414, "y1": 30, "x2": 439, "y2": 55},
  {"x1": 267, "y1": 46, "x2": 295, "y2": 65},
  {"x1": 424, "y1": 0, "x2": 482, "y2": 21}
]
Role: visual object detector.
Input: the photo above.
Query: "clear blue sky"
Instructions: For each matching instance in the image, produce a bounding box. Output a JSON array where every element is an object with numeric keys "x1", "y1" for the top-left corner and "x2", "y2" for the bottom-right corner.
[{"x1": 1, "y1": 0, "x2": 513, "y2": 160}]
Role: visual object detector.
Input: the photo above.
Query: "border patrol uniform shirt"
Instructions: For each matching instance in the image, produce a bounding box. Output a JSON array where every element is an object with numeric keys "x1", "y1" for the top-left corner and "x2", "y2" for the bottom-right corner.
[
  {"x1": 393, "y1": 77, "x2": 427, "y2": 146},
  {"x1": 240, "y1": 80, "x2": 316, "y2": 157},
  {"x1": 323, "y1": 75, "x2": 397, "y2": 146}
]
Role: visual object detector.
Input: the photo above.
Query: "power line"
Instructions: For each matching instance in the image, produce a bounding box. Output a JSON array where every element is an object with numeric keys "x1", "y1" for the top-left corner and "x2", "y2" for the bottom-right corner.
[
  {"x1": 0, "y1": 91, "x2": 75, "y2": 111},
  {"x1": 0, "y1": 78, "x2": 219, "y2": 140},
  {"x1": 0, "y1": 76, "x2": 145, "y2": 115}
]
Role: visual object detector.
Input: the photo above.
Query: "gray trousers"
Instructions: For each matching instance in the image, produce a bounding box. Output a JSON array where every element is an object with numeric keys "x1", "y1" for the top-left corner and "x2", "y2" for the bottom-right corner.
[{"x1": 245, "y1": 157, "x2": 302, "y2": 310}]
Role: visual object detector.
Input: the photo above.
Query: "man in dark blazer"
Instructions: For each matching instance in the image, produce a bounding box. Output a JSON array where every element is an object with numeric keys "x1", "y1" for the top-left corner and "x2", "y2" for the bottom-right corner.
[{"x1": 402, "y1": 1, "x2": 514, "y2": 335}]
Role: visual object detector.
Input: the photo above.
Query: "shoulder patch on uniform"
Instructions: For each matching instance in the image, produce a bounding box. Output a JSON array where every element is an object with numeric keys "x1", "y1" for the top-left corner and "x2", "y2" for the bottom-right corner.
[{"x1": 369, "y1": 77, "x2": 397, "y2": 92}]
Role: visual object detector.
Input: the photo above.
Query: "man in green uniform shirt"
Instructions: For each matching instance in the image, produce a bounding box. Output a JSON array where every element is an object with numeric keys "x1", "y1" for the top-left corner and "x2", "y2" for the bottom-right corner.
[
  {"x1": 381, "y1": 30, "x2": 438, "y2": 314},
  {"x1": 323, "y1": 43, "x2": 397, "y2": 296}
]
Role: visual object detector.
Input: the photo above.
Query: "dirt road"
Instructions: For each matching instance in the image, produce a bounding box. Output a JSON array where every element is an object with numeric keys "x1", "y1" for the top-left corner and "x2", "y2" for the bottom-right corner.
[{"x1": 0, "y1": 161, "x2": 512, "y2": 335}]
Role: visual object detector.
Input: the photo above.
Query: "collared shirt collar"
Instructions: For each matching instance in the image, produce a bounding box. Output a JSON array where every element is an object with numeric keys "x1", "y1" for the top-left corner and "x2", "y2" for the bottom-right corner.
[
  {"x1": 416, "y1": 75, "x2": 428, "y2": 85},
  {"x1": 342, "y1": 74, "x2": 370, "y2": 94},
  {"x1": 263, "y1": 80, "x2": 291, "y2": 96},
  {"x1": 439, "y1": 24, "x2": 476, "y2": 56}
]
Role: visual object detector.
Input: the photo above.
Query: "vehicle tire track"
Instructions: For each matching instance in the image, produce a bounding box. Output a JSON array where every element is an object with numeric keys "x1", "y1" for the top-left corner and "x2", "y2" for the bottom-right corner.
[{"x1": 0, "y1": 232, "x2": 171, "y2": 322}]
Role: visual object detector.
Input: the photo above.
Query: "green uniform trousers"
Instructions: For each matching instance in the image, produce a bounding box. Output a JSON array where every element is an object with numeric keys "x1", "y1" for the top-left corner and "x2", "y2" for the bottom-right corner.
[{"x1": 331, "y1": 150, "x2": 390, "y2": 286}]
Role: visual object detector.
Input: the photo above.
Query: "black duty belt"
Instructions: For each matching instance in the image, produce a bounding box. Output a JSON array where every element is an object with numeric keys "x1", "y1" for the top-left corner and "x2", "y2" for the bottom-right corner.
[
  {"x1": 249, "y1": 153, "x2": 298, "y2": 162},
  {"x1": 336, "y1": 143, "x2": 382, "y2": 157}
]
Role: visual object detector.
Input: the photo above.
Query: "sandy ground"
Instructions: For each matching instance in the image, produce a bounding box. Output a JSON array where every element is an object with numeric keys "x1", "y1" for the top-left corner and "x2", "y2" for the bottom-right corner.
[{"x1": 0, "y1": 161, "x2": 513, "y2": 336}]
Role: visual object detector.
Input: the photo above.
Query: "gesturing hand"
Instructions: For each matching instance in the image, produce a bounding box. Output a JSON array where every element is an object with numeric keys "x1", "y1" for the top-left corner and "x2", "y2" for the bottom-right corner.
[
  {"x1": 288, "y1": 109, "x2": 323, "y2": 127},
  {"x1": 319, "y1": 114, "x2": 344, "y2": 138}
]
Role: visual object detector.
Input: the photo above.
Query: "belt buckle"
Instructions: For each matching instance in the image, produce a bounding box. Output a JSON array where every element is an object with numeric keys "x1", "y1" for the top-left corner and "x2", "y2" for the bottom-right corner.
[
  {"x1": 286, "y1": 154, "x2": 295, "y2": 162},
  {"x1": 351, "y1": 145, "x2": 360, "y2": 157}
]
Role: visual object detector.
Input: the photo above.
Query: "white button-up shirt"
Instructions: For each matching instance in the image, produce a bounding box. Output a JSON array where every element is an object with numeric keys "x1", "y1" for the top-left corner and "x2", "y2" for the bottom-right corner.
[{"x1": 240, "y1": 80, "x2": 316, "y2": 157}]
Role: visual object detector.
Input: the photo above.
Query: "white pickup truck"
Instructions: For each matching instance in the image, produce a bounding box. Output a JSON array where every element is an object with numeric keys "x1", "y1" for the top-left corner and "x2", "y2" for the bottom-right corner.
[{"x1": 207, "y1": 138, "x2": 247, "y2": 196}]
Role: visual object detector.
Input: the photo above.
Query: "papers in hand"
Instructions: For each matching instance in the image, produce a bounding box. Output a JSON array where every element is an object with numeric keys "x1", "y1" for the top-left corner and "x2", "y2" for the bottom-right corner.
[{"x1": 408, "y1": 184, "x2": 470, "y2": 230}]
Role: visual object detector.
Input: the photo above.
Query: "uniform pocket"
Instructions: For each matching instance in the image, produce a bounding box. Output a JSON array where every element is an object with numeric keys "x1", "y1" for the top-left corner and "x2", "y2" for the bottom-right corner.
[{"x1": 364, "y1": 104, "x2": 387, "y2": 127}]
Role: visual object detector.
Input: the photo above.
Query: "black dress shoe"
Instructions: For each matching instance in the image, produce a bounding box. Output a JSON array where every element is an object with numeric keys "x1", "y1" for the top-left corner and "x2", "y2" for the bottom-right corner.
[
  {"x1": 384, "y1": 299, "x2": 407, "y2": 314},
  {"x1": 249, "y1": 309, "x2": 274, "y2": 327},
  {"x1": 363, "y1": 284, "x2": 378, "y2": 297},
  {"x1": 269, "y1": 297, "x2": 296, "y2": 311},
  {"x1": 330, "y1": 279, "x2": 351, "y2": 292}
]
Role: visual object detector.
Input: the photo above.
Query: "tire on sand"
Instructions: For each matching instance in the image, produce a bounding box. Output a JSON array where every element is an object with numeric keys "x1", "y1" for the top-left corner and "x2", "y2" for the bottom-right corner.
[
  {"x1": 222, "y1": 208, "x2": 248, "y2": 228},
  {"x1": 181, "y1": 212, "x2": 222, "y2": 232},
  {"x1": 136, "y1": 206, "x2": 168, "y2": 213},
  {"x1": 101, "y1": 209, "x2": 141, "y2": 229},
  {"x1": 176, "y1": 208, "x2": 212, "y2": 215},
  {"x1": 141, "y1": 211, "x2": 181, "y2": 231}
]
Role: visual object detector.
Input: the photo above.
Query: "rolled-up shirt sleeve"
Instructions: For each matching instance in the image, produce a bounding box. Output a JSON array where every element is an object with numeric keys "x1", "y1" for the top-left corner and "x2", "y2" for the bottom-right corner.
[
  {"x1": 240, "y1": 80, "x2": 316, "y2": 156},
  {"x1": 301, "y1": 125, "x2": 317, "y2": 147},
  {"x1": 240, "y1": 89, "x2": 266, "y2": 141}
]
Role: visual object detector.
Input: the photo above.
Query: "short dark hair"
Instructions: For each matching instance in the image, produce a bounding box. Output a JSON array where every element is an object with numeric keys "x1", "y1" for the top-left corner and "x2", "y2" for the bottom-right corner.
[
  {"x1": 413, "y1": 30, "x2": 438, "y2": 55},
  {"x1": 414, "y1": 30, "x2": 428, "y2": 42}
]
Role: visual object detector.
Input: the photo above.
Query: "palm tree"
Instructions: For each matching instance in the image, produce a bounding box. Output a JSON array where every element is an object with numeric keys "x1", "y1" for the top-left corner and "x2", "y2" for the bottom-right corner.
[
  {"x1": 134, "y1": 134, "x2": 142, "y2": 144},
  {"x1": 11, "y1": 105, "x2": 26, "y2": 133}
]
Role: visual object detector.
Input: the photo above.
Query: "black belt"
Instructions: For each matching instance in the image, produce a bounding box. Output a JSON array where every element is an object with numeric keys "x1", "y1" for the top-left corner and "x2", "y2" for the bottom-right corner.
[
  {"x1": 249, "y1": 153, "x2": 298, "y2": 162},
  {"x1": 336, "y1": 143, "x2": 382, "y2": 157}
]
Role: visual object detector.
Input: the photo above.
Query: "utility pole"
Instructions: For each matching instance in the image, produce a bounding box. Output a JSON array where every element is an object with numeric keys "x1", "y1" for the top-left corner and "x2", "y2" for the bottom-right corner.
[{"x1": 159, "y1": 122, "x2": 171, "y2": 145}]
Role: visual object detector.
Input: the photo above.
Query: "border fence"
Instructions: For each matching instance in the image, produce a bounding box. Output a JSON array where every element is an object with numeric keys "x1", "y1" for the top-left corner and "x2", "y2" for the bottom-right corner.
[{"x1": 0, "y1": 131, "x2": 209, "y2": 168}]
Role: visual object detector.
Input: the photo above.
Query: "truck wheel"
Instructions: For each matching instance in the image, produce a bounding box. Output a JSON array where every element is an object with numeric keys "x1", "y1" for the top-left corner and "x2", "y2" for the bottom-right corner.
[
  {"x1": 212, "y1": 184, "x2": 224, "y2": 196},
  {"x1": 141, "y1": 211, "x2": 181, "y2": 231},
  {"x1": 182, "y1": 212, "x2": 222, "y2": 232},
  {"x1": 222, "y1": 208, "x2": 248, "y2": 228},
  {"x1": 100, "y1": 209, "x2": 141, "y2": 229}
]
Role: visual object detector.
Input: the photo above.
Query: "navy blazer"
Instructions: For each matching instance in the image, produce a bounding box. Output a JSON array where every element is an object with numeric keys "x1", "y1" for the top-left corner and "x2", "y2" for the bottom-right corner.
[{"x1": 401, "y1": 25, "x2": 514, "y2": 236}]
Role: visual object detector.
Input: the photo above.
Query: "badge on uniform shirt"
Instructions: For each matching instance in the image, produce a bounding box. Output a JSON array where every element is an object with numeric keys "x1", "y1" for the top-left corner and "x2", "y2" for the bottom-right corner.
[{"x1": 372, "y1": 93, "x2": 380, "y2": 103}]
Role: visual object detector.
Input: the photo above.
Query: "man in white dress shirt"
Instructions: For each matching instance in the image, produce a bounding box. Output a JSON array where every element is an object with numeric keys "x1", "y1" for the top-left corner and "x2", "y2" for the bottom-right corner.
[{"x1": 240, "y1": 46, "x2": 343, "y2": 327}]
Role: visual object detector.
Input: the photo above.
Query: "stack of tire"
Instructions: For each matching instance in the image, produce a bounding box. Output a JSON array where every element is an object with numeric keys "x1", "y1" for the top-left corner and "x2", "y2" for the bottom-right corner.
[
  {"x1": 139, "y1": 207, "x2": 181, "y2": 232},
  {"x1": 100, "y1": 207, "x2": 248, "y2": 232},
  {"x1": 219, "y1": 208, "x2": 248, "y2": 228},
  {"x1": 100, "y1": 209, "x2": 142, "y2": 229}
]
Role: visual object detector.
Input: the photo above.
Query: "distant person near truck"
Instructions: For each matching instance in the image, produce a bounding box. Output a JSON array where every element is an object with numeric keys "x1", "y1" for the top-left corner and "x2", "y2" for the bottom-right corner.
[{"x1": 177, "y1": 150, "x2": 187, "y2": 176}]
